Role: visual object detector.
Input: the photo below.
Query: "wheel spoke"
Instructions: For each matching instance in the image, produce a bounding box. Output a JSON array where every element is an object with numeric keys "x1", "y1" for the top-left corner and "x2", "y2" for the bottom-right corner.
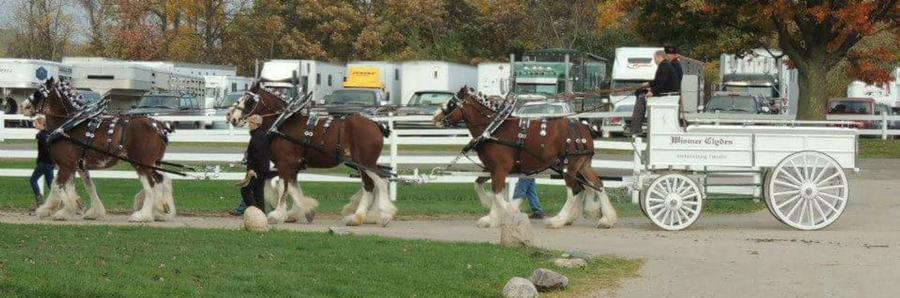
[
  {"x1": 775, "y1": 194, "x2": 801, "y2": 210},
  {"x1": 650, "y1": 204, "x2": 665, "y2": 218},
  {"x1": 816, "y1": 171, "x2": 843, "y2": 187},
  {"x1": 774, "y1": 179, "x2": 801, "y2": 190},
  {"x1": 658, "y1": 209, "x2": 669, "y2": 223},
  {"x1": 814, "y1": 195, "x2": 840, "y2": 213},
  {"x1": 788, "y1": 159, "x2": 807, "y2": 183},
  {"x1": 797, "y1": 199, "x2": 807, "y2": 225},
  {"x1": 647, "y1": 198, "x2": 664, "y2": 202},
  {"x1": 680, "y1": 204, "x2": 696, "y2": 216},
  {"x1": 816, "y1": 185, "x2": 844, "y2": 191},
  {"x1": 650, "y1": 189, "x2": 667, "y2": 199},
  {"x1": 677, "y1": 208, "x2": 691, "y2": 223},
  {"x1": 772, "y1": 189, "x2": 800, "y2": 197},
  {"x1": 811, "y1": 197, "x2": 828, "y2": 224},
  {"x1": 811, "y1": 158, "x2": 831, "y2": 185},
  {"x1": 783, "y1": 195, "x2": 803, "y2": 219},
  {"x1": 667, "y1": 209, "x2": 675, "y2": 226},
  {"x1": 818, "y1": 191, "x2": 847, "y2": 203},
  {"x1": 777, "y1": 169, "x2": 804, "y2": 187},
  {"x1": 683, "y1": 200, "x2": 699, "y2": 206}
]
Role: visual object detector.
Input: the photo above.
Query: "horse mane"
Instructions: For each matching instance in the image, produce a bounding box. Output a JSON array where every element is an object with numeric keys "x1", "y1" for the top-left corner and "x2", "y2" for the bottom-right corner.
[{"x1": 39, "y1": 80, "x2": 86, "y2": 112}]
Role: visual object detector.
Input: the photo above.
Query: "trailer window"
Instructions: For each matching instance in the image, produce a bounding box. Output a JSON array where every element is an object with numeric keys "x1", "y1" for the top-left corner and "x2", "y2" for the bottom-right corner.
[
  {"x1": 395, "y1": 69, "x2": 400, "y2": 80},
  {"x1": 316, "y1": 73, "x2": 321, "y2": 85},
  {"x1": 328, "y1": 75, "x2": 332, "y2": 86}
]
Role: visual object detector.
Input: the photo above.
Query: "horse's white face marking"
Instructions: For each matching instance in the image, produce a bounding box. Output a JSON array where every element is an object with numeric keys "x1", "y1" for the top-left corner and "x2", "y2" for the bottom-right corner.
[
  {"x1": 20, "y1": 100, "x2": 35, "y2": 117},
  {"x1": 228, "y1": 97, "x2": 247, "y2": 127}
]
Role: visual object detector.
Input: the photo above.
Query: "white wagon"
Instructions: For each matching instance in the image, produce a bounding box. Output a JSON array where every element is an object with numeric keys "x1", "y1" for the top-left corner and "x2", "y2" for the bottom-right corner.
[{"x1": 634, "y1": 96, "x2": 857, "y2": 231}]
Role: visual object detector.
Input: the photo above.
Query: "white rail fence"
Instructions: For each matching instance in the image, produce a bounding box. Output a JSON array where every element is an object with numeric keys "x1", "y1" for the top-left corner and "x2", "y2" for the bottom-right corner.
[{"x1": 2, "y1": 112, "x2": 854, "y2": 202}]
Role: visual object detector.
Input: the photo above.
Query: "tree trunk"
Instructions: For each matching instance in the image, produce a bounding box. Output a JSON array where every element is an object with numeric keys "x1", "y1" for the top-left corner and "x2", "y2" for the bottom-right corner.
[{"x1": 795, "y1": 58, "x2": 831, "y2": 120}]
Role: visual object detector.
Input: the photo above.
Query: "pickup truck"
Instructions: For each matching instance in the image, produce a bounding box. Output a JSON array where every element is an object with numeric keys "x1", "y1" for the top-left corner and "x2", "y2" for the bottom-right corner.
[{"x1": 127, "y1": 93, "x2": 215, "y2": 128}]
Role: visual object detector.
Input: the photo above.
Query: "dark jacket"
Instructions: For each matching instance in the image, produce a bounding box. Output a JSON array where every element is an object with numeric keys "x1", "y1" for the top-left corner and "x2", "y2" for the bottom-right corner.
[
  {"x1": 650, "y1": 60, "x2": 679, "y2": 95},
  {"x1": 36, "y1": 130, "x2": 54, "y2": 165},
  {"x1": 245, "y1": 129, "x2": 272, "y2": 175},
  {"x1": 670, "y1": 58, "x2": 683, "y2": 90}
]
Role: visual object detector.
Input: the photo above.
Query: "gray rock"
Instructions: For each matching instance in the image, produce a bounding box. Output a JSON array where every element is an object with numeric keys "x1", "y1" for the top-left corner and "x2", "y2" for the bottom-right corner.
[
  {"x1": 502, "y1": 277, "x2": 539, "y2": 298},
  {"x1": 553, "y1": 258, "x2": 587, "y2": 269},
  {"x1": 529, "y1": 268, "x2": 568, "y2": 291},
  {"x1": 500, "y1": 212, "x2": 534, "y2": 248}
]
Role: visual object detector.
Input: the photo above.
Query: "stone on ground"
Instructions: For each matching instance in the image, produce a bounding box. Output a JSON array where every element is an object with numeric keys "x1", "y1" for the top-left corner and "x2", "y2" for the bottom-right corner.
[
  {"x1": 502, "y1": 277, "x2": 539, "y2": 298},
  {"x1": 529, "y1": 268, "x2": 569, "y2": 292},
  {"x1": 553, "y1": 258, "x2": 587, "y2": 269},
  {"x1": 243, "y1": 206, "x2": 268, "y2": 232},
  {"x1": 500, "y1": 212, "x2": 534, "y2": 248}
]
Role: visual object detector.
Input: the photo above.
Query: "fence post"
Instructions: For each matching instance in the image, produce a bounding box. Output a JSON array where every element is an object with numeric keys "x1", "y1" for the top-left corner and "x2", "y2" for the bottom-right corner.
[
  {"x1": 882, "y1": 112, "x2": 888, "y2": 140},
  {"x1": 389, "y1": 113, "x2": 398, "y2": 201},
  {"x1": 631, "y1": 137, "x2": 643, "y2": 204},
  {"x1": 0, "y1": 111, "x2": 5, "y2": 142}
]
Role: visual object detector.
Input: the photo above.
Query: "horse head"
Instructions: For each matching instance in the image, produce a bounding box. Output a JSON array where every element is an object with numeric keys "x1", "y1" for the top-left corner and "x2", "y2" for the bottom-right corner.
[
  {"x1": 227, "y1": 81, "x2": 286, "y2": 127},
  {"x1": 433, "y1": 86, "x2": 473, "y2": 128},
  {"x1": 21, "y1": 77, "x2": 76, "y2": 117}
]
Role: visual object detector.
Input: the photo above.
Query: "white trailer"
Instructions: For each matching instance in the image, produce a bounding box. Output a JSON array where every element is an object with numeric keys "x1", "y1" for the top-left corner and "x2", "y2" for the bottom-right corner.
[
  {"x1": 847, "y1": 66, "x2": 899, "y2": 110},
  {"x1": 477, "y1": 62, "x2": 511, "y2": 97},
  {"x1": 0, "y1": 58, "x2": 72, "y2": 114},
  {"x1": 204, "y1": 75, "x2": 254, "y2": 108},
  {"x1": 400, "y1": 61, "x2": 477, "y2": 106},
  {"x1": 64, "y1": 57, "x2": 205, "y2": 111},
  {"x1": 720, "y1": 48, "x2": 799, "y2": 116},
  {"x1": 346, "y1": 61, "x2": 402, "y2": 105},
  {"x1": 259, "y1": 59, "x2": 345, "y2": 104}
]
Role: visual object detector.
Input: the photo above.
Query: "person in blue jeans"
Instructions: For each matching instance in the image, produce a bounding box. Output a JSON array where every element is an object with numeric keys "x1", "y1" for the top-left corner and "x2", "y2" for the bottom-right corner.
[
  {"x1": 513, "y1": 178, "x2": 545, "y2": 219},
  {"x1": 29, "y1": 116, "x2": 54, "y2": 214}
]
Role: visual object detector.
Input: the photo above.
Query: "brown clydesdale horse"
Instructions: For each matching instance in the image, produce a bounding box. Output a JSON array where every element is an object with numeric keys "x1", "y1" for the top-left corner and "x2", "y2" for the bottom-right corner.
[
  {"x1": 227, "y1": 82, "x2": 396, "y2": 226},
  {"x1": 433, "y1": 87, "x2": 617, "y2": 229},
  {"x1": 19, "y1": 78, "x2": 174, "y2": 222}
]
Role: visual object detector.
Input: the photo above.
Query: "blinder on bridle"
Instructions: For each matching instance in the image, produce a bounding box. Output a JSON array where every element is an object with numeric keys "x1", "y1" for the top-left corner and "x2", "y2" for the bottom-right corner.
[
  {"x1": 232, "y1": 90, "x2": 261, "y2": 118},
  {"x1": 439, "y1": 95, "x2": 462, "y2": 127}
]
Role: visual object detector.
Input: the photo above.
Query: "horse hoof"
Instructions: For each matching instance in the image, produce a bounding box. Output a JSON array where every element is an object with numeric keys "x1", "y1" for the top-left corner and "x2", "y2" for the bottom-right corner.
[
  {"x1": 379, "y1": 214, "x2": 394, "y2": 227},
  {"x1": 476, "y1": 216, "x2": 493, "y2": 228},
  {"x1": 35, "y1": 208, "x2": 52, "y2": 218},
  {"x1": 544, "y1": 218, "x2": 565, "y2": 229},
  {"x1": 284, "y1": 213, "x2": 299, "y2": 223},
  {"x1": 343, "y1": 215, "x2": 362, "y2": 226},
  {"x1": 83, "y1": 208, "x2": 105, "y2": 220},
  {"x1": 128, "y1": 212, "x2": 152, "y2": 222},
  {"x1": 305, "y1": 210, "x2": 316, "y2": 223},
  {"x1": 51, "y1": 210, "x2": 73, "y2": 221},
  {"x1": 596, "y1": 218, "x2": 615, "y2": 229}
]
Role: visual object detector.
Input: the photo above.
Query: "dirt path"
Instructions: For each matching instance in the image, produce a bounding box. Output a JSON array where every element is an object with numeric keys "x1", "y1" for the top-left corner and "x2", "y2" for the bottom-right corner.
[{"x1": 2, "y1": 175, "x2": 898, "y2": 297}]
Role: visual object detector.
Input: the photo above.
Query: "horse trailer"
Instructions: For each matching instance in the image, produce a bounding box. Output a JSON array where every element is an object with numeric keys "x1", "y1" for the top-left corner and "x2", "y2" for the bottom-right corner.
[
  {"x1": 0, "y1": 58, "x2": 72, "y2": 115},
  {"x1": 400, "y1": 61, "x2": 477, "y2": 106},
  {"x1": 259, "y1": 60, "x2": 345, "y2": 104},
  {"x1": 204, "y1": 75, "x2": 254, "y2": 109},
  {"x1": 610, "y1": 47, "x2": 704, "y2": 112}
]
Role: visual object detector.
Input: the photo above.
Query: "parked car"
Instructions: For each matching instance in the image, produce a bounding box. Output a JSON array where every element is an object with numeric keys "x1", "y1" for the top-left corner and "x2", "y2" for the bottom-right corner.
[
  {"x1": 603, "y1": 104, "x2": 634, "y2": 137},
  {"x1": 825, "y1": 97, "x2": 887, "y2": 129},
  {"x1": 390, "y1": 91, "x2": 456, "y2": 128},
  {"x1": 127, "y1": 93, "x2": 215, "y2": 128},
  {"x1": 703, "y1": 94, "x2": 772, "y2": 114},
  {"x1": 514, "y1": 101, "x2": 572, "y2": 116},
  {"x1": 313, "y1": 88, "x2": 390, "y2": 117}
]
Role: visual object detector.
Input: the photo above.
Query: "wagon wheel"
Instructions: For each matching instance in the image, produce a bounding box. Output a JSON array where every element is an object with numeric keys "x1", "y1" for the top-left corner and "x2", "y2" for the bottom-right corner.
[
  {"x1": 765, "y1": 150, "x2": 849, "y2": 230},
  {"x1": 642, "y1": 173, "x2": 703, "y2": 231}
]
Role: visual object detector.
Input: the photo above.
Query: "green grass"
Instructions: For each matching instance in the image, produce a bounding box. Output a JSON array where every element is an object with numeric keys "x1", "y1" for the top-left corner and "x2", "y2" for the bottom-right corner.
[
  {"x1": 859, "y1": 139, "x2": 900, "y2": 159},
  {"x1": 0, "y1": 224, "x2": 641, "y2": 297},
  {"x1": 0, "y1": 177, "x2": 763, "y2": 218}
]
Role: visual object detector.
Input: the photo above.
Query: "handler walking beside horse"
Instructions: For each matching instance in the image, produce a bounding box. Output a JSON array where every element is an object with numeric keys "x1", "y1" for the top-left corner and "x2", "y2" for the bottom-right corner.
[
  {"x1": 241, "y1": 115, "x2": 272, "y2": 211},
  {"x1": 29, "y1": 115, "x2": 55, "y2": 214}
]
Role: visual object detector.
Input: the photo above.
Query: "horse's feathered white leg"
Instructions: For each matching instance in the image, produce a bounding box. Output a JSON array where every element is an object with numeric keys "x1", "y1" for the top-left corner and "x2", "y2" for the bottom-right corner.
[
  {"x1": 264, "y1": 178, "x2": 283, "y2": 212},
  {"x1": 344, "y1": 189, "x2": 373, "y2": 226},
  {"x1": 285, "y1": 182, "x2": 316, "y2": 223},
  {"x1": 474, "y1": 182, "x2": 492, "y2": 209},
  {"x1": 365, "y1": 170, "x2": 396, "y2": 227},
  {"x1": 545, "y1": 187, "x2": 578, "y2": 229},
  {"x1": 152, "y1": 175, "x2": 175, "y2": 221},
  {"x1": 129, "y1": 176, "x2": 156, "y2": 222},
  {"x1": 595, "y1": 189, "x2": 618, "y2": 229},
  {"x1": 583, "y1": 188, "x2": 602, "y2": 219},
  {"x1": 80, "y1": 171, "x2": 106, "y2": 220},
  {"x1": 341, "y1": 189, "x2": 364, "y2": 216},
  {"x1": 35, "y1": 183, "x2": 62, "y2": 218},
  {"x1": 52, "y1": 181, "x2": 80, "y2": 221}
]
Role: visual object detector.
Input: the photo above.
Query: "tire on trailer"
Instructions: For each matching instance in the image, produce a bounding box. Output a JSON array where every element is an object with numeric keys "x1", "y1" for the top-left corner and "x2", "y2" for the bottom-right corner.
[
  {"x1": 764, "y1": 150, "x2": 849, "y2": 231},
  {"x1": 642, "y1": 173, "x2": 704, "y2": 231}
]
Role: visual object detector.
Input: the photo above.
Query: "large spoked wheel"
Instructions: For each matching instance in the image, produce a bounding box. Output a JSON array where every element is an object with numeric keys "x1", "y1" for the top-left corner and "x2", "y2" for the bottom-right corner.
[
  {"x1": 642, "y1": 173, "x2": 704, "y2": 231},
  {"x1": 765, "y1": 151, "x2": 849, "y2": 230}
]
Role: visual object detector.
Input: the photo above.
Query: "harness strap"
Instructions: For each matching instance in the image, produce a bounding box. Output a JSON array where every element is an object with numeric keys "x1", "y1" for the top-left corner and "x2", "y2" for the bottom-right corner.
[{"x1": 302, "y1": 113, "x2": 319, "y2": 145}]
